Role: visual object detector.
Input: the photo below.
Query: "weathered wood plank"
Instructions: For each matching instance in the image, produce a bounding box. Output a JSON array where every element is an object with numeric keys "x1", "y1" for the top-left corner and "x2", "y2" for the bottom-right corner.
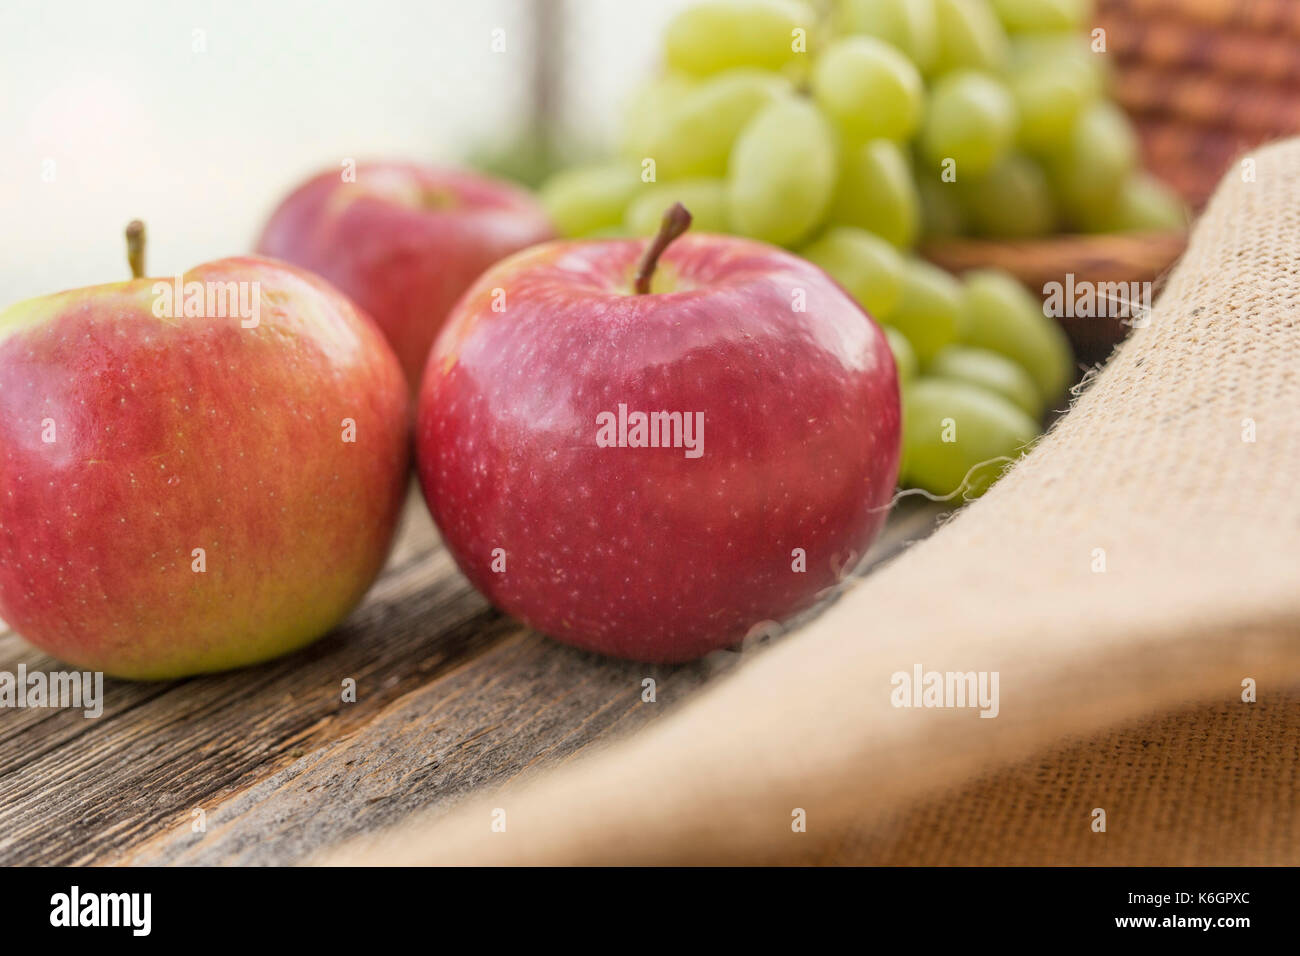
[
  {"x1": 119, "y1": 630, "x2": 725, "y2": 865},
  {"x1": 0, "y1": 493, "x2": 945, "y2": 866}
]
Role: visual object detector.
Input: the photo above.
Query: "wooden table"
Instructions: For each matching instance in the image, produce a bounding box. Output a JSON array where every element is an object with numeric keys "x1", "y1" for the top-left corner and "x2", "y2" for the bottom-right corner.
[{"x1": 0, "y1": 490, "x2": 944, "y2": 866}]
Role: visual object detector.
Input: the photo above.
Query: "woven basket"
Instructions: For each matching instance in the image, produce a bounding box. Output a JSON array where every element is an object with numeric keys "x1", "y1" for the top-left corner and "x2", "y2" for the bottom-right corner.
[{"x1": 922, "y1": 0, "x2": 1300, "y2": 361}]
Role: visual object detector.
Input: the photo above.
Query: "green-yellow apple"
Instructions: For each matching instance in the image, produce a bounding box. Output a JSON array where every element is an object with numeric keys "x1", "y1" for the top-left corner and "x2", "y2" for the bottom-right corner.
[
  {"x1": 0, "y1": 224, "x2": 410, "y2": 679},
  {"x1": 415, "y1": 205, "x2": 901, "y2": 662},
  {"x1": 255, "y1": 161, "x2": 555, "y2": 391}
]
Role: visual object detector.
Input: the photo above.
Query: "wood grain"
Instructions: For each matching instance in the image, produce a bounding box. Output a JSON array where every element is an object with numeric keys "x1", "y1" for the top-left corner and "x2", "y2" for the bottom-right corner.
[{"x1": 0, "y1": 490, "x2": 944, "y2": 866}]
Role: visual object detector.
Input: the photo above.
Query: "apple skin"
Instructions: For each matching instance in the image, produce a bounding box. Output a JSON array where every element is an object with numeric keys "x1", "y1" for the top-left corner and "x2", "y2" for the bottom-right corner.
[
  {"x1": 0, "y1": 257, "x2": 410, "y2": 679},
  {"x1": 415, "y1": 233, "x2": 901, "y2": 663},
  {"x1": 255, "y1": 161, "x2": 555, "y2": 391}
]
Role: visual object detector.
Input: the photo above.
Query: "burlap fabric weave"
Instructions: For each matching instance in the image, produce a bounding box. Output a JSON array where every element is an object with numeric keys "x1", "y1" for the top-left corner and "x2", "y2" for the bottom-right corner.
[{"x1": 328, "y1": 138, "x2": 1300, "y2": 866}]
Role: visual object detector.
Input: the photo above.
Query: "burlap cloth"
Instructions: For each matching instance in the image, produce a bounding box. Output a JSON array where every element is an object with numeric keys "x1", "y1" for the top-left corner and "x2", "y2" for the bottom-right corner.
[{"x1": 326, "y1": 138, "x2": 1300, "y2": 866}]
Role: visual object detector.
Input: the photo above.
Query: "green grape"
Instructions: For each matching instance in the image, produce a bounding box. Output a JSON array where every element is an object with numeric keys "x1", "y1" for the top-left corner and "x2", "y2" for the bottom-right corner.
[
  {"x1": 540, "y1": 162, "x2": 642, "y2": 238},
  {"x1": 959, "y1": 268, "x2": 1073, "y2": 403},
  {"x1": 1045, "y1": 102, "x2": 1138, "y2": 217},
  {"x1": 831, "y1": 138, "x2": 920, "y2": 248},
  {"x1": 800, "y1": 226, "x2": 907, "y2": 320},
  {"x1": 582, "y1": 225, "x2": 633, "y2": 239},
  {"x1": 641, "y1": 69, "x2": 790, "y2": 179},
  {"x1": 902, "y1": 378, "x2": 1039, "y2": 496},
  {"x1": 834, "y1": 0, "x2": 938, "y2": 72},
  {"x1": 919, "y1": 70, "x2": 1017, "y2": 179},
  {"x1": 931, "y1": 0, "x2": 1010, "y2": 75},
  {"x1": 887, "y1": 258, "x2": 964, "y2": 363},
  {"x1": 957, "y1": 152, "x2": 1057, "y2": 238},
  {"x1": 883, "y1": 325, "x2": 918, "y2": 385},
  {"x1": 926, "y1": 344, "x2": 1044, "y2": 417},
  {"x1": 1010, "y1": 62, "x2": 1094, "y2": 155},
  {"x1": 812, "y1": 36, "x2": 925, "y2": 142},
  {"x1": 625, "y1": 179, "x2": 730, "y2": 235},
  {"x1": 665, "y1": 0, "x2": 814, "y2": 77},
  {"x1": 1008, "y1": 35, "x2": 1108, "y2": 102},
  {"x1": 728, "y1": 97, "x2": 837, "y2": 246},
  {"x1": 916, "y1": 175, "x2": 967, "y2": 238},
  {"x1": 1076, "y1": 173, "x2": 1188, "y2": 234},
  {"x1": 990, "y1": 0, "x2": 1091, "y2": 33},
  {"x1": 620, "y1": 73, "x2": 697, "y2": 160}
]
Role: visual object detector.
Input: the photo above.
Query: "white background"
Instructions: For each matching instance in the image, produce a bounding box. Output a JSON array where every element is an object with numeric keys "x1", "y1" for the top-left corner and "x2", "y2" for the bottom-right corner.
[{"x1": 0, "y1": 0, "x2": 693, "y2": 305}]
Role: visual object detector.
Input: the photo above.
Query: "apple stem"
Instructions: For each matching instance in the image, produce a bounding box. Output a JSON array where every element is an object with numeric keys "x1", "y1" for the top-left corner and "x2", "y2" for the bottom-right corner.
[
  {"x1": 634, "y1": 202, "x2": 692, "y2": 295},
  {"x1": 126, "y1": 220, "x2": 146, "y2": 279}
]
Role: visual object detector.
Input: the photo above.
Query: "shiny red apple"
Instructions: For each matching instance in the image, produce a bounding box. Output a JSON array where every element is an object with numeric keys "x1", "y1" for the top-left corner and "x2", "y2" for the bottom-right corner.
[
  {"x1": 255, "y1": 161, "x2": 554, "y2": 390},
  {"x1": 415, "y1": 205, "x2": 901, "y2": 662},
  {"x1": 0, "y1": 225, "x2": 410, "y2": 679}
]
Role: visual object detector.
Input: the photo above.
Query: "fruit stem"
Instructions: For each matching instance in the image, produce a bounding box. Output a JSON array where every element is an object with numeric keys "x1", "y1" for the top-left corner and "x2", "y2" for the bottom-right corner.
[
  {"x1": 125, "y1": 220, "x2": 146, "y2": 279},
  {"x1": 634, "y1": 202, "x2": 692, "y2": 295}
]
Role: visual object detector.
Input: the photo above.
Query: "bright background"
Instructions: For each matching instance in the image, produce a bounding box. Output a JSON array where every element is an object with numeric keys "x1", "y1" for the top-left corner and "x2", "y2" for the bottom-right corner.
[{"x1": 0, "y1": 0, "x2": 692, "y2": 305}]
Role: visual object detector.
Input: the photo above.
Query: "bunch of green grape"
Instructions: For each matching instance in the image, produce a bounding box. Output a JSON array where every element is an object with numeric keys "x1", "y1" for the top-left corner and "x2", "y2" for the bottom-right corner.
[{"x1": 539, "y1": 0, "x2": 1183, "y2": 498}]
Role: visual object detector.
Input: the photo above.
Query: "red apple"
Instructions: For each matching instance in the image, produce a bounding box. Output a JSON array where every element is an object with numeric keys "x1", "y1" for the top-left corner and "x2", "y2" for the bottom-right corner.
[
  {"x1": 255, "y1": 161, "x2": 555, "y2": 390},
  {"x1": 415, "y1": 205, "x2": 901, "y2": 663},
  {"x1": 0, "y1": 225, "x2": 410, "y2": 679}
]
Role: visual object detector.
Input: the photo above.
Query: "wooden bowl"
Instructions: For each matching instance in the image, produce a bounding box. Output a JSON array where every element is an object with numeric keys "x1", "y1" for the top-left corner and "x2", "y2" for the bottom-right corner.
[
  {"x1": 923, "y1": 230, "x2": 1188, "y2": 362},
  {"x1": 918, "y1": 0, "x2": 1300, "y2": 361}
]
